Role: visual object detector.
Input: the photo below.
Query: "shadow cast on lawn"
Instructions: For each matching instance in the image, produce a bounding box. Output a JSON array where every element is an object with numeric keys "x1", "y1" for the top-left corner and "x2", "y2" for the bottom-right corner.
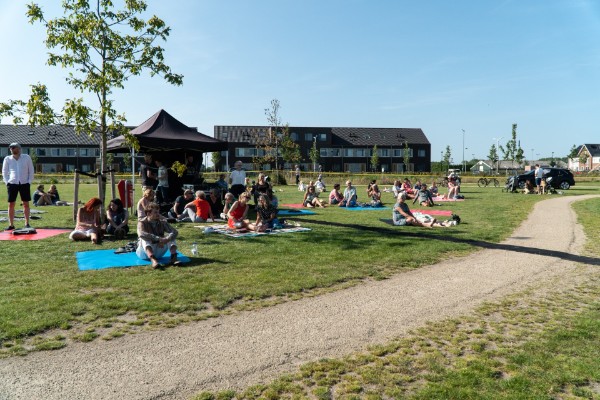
[{"x1": 290, "y1": 218, "x2": 600, "y2": 267}]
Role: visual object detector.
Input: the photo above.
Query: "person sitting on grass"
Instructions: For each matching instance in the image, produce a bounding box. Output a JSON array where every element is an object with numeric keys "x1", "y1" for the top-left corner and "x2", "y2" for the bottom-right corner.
[
  {"x1": 105, "y1": 198, "x2": 129, "y2": 239},
  {"x1": 47, "y1": 184, "x2": 64, "y2": 205},
  {"x1": 446, "y1": 173, "x2": 460, "y2": 199},
  {"x1": 314, "y1": 177, "x2": 326, "y2": 193},
  {"x1": 137, "y1": 188, "x2": 155, "y2": 219},
  {"x1": 227, "y1": 191, "x2": 251, "y2": 230},
  {"x1": 221, "y1": 192, "x2": 235, "y2": 219},
  {"x1": 207, "y1": 188, "x2": 224, "y2": 217},
  {"x1": 368, "y1": 183, "x2": 383, "y2": 207},
  {"x1": 136, "y1": 202, "x2": 180, "y2": 269},
  {"x1": 168, "y1": 189, "x2": 194, "y2": 220},
  {"x1": 329, "y1": 183, "x2": 344, "y2": 205},
  {"x1": 303, "y1": 185, "x2": 326, "y2": 208},
  {"x1": 392, "y1": 192, "x2": 435, "y2": 228},
  {"x1": 402, "y1": 178, "x2": 415, "y2": 198},
  {"x1": 412, "y1": 183, "x2": 435, "y2": 207},
  {"x1": 267, "y1": 187, "x2": 279, "y2": 209},
  {"x1": 70, "y1": 197, "x2": 103, "y2": 244},
  {"x1": 339, "y1": 180, "x2": 358, "y2": 207},
  {"x1": 180, "y1": 190, "x2": 214, "y2": 223},
  {"x1": 33, "y1": 184, "x2": 53, "y2": 206},
  {"x1": 430, "y1": 181, "x2": 439, "y2": 197},
  {"x1": 392, "y1": 179, "x2": 404, "y2": 198},
  {"x1": 248, "y1": 194, "x2": 278, "y2": 232}
]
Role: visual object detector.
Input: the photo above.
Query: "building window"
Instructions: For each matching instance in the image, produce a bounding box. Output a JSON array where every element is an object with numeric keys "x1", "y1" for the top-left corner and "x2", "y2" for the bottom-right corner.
[
  {"x1": 379, "y1": 148, "x2": 389, "y2": 157},
  {"x1": 66, "y1": 148, "x2": 76, "y2": 156},
  {"x1": 0, "y1": 148, "x2": 7, "y2": 157},
  {"x1": 319, "y1": 133, "x2": 327, "y2": 142},
  {"x1": 81, "y1": 164, "x2": 91, "y2": 172},
  {"x1": 80, "y1": 149, "x2": 89, "y2": 156},
  {"x1": 36, "y1": 148, "x2": 46, "y2": 156},
  {"x1": 355, "y1": 148, "x2": 366, "y2": 157},
  {"x1": 319, "y1": 149, "x2": 328, "y2": 157},
  {"x1": 94, "y1": 149, "x2": 100, "y2": 157},
  {"x1": 418, "y1": 149, "x2": 426, "y2": 157},
  {"x1": 304, "y1": 133, "x2": 313, "y2": 141},
  {"x1": 290, "y1": 132, "x2": 298, "y2": 141},
  {"x1": 51, "y1": 148, "x2": 60, "y2": 157},
  {"x1": 66, "y1": 164, "x2": 75, "y2": 172}
]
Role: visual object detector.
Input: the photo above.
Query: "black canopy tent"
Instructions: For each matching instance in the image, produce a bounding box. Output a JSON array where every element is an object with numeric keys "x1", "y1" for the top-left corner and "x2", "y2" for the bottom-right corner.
[
  {"x1": 107, "y1": 109, "x2": 226, "y2": 154},
  {"x1": 107, "y1": 109, "x2": 227, "y2": 200}
]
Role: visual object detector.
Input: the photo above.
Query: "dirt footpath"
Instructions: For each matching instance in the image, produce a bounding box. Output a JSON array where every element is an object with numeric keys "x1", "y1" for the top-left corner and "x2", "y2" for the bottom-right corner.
[{"x1": 0, "y1": 195, "x2": 598, "y2": 400}]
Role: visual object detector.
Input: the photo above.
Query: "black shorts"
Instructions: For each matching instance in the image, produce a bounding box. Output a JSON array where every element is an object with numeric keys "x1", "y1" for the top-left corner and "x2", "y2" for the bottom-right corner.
[{"x1": 7, "y1": 183, "x2": 32, "y2": 203}]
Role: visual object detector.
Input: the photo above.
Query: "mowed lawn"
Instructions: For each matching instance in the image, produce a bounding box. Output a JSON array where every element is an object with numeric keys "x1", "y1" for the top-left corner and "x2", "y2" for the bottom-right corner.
[{"x1": 0, "y1": 178, "x2": 598, "y2": 357}]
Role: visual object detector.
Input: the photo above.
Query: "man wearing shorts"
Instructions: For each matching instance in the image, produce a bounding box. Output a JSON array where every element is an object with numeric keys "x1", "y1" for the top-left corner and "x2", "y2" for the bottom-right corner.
[{"x1": 2, "y1": 143, "x2": 35, "y2": 230}]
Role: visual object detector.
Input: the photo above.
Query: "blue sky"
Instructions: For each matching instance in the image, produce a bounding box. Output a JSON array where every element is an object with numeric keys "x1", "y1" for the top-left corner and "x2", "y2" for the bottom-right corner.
[{"x1": 1, "y1": 0, "x2": 599, "y2": 163}]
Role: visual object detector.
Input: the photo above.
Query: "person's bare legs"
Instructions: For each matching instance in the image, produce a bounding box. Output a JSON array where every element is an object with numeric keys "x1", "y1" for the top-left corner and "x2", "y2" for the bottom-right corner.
[
  {"x1": 22, "y1": 201, "x2": 30, "y2": 226},
  {"x1": 8, "y1": 201, "x2": 15, "y2": 227}
]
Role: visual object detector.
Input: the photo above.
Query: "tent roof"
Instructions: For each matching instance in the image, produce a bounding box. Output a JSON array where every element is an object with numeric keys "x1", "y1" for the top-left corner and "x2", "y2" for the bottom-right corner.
[{"x1": 107, "y1": 109, "x2": 227, "y2": 152}]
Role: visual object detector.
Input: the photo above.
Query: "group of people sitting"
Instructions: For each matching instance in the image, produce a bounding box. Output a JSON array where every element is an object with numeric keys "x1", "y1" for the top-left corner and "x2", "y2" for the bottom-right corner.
[{"x1": 33, "y1": 184, "x2": 67, "y2": 206}]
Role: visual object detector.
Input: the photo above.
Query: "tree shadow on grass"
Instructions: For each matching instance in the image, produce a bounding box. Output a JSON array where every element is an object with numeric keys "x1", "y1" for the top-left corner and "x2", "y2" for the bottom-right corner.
[{"x1": 288, "y1": 218, "x2": 600, "y2": 267}]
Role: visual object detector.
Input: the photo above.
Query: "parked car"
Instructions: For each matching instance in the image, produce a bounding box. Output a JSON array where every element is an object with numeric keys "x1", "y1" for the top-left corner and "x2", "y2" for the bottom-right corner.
[{"x1": 516, "y1": 168, "x2": 575, "y2": 190}]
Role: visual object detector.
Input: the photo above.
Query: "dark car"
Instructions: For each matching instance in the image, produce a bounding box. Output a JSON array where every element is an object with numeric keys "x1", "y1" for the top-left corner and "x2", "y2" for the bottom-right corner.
[{"x1": 516, "y1": 167, "x2": 575, "y2": 190}]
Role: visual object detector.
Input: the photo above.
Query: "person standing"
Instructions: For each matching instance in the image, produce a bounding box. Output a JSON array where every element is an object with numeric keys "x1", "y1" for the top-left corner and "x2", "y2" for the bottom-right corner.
[
  {"x1": 229, "y1": 160, "x2": 246, "y2": 199},
  {"x1": 140, "y1": 154, "x2": 157, "y2": 190},
  {"x1": 295, "y1": 165, "x2": 301, "y2": 185},
  {"x1": 2, "y1": 143, "x2": 35, "y2": 230},
  {"x1": 534, "y1": 164, "x2": 543, "y2": 194},
  {"x1": 155, "y1": 159, "x2": 169, "y2": 204}
]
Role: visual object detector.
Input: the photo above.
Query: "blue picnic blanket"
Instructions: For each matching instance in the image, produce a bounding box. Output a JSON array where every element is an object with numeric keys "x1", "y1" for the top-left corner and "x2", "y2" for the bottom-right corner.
[
  {"x1": 343, "y1": 206, "x2": 390, "y2": 211},
  {"x1": 76, "y1": 249, "x2": 190, "y2": 271},
  {"x1": 277, "y1": 209, "x2": 316, "y2": 216}
]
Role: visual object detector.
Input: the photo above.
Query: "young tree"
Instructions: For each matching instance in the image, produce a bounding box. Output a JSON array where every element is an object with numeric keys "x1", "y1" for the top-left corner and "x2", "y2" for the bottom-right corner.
[
  {"x1": 309, "y1": 139, "x2": 320, "y2": 172},
  {"x1": 0, "y1": 1, "x2": 182, "y2": 201},
  {"x1": 122, "y1": 152, "x2": 131, "y2": 172},
  {"x1": 568, "y1": 145, "x2": 579, "y2": 160},
  {"x1": 488, "y1": 144, "x2": 499, "y2": 173},
  {"x1": 403, "y1": 142, "x2": 412, "y2": 172},
  {"x1": 211, "y1": 152, "x2": 222, "y2": 172},
  {"x1": 370, "y1": 145, "x2": 379, "y2": 172},
  {"x1": 499, "y1": 124, "x2": 519, "y2": 167},
  {"x1": 443, "y1": 145, "x2": 451, "y2": 172},
  {"x1": 279, "y1": 124, "x2": 301, "y2": 167}
]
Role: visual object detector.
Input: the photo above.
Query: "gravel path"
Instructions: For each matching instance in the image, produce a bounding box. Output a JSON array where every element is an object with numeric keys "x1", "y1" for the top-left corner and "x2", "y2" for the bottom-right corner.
[{"x1": 0, "y1": 195, "x2": 598, "y2": 400}]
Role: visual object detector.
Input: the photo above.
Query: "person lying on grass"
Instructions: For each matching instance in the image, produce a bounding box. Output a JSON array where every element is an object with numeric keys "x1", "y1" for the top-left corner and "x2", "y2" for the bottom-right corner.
[
  {"x1": 70, "y1": 197, "x2": 103, "y2": 244},
  {"x1": 136, "y1": 202, "x2": 180, "y2": 269},
  {"x1": 412, "y1": 183, "x2": 435, "y2": 207},
  {"x1": 248, "y1": 194, "x2": 278, "y2": 232},
  {"x1": 393, "y1": 192, "x2": 435, "y2": 227},
  {"x1": 227, "y1": 191, "x2": 251, "y2": 230},
  {"x1": 394, "y1": 192, "x2": 453, "y2": 228},
  {"x1": 303, "y1": 185, "x2": 326, "y2": 208}
]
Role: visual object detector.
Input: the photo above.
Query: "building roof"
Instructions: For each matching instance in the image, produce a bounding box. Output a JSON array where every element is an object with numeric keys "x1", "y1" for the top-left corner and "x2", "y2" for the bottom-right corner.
[
  {"x1": 581, "y1": 144, "x2": 600, "y2": 157},
  {"x1": 0, "y1": 124, "x2": 102, "y2": 146},
  {"x1": 331, "y1": 127, "x2": 429, "y2": 146}
]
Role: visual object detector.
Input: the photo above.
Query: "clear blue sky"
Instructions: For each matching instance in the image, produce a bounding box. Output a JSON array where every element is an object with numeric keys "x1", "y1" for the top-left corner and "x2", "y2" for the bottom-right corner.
[{"x1": 1, "y1": 0, "x2": 599, "y2": 163}]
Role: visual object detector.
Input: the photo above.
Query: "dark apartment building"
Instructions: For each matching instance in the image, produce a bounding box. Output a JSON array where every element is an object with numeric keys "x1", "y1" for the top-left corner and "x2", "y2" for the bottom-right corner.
[{"x1": 214, "y1": 125, "x2": 431, "y2": 172}]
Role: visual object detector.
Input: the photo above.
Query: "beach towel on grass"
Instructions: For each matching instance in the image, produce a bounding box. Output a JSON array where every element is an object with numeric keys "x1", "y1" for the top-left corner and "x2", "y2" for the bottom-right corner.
[
  {"x1": 278, "y1": 209, "x2": 316, "y2": 216},
  {"x1": 0, "y1": 228, "x2": 70, "y2": 241},
  {"x1": 280, "y1": 203, "x2": 304, "y2": 209},
  {"x1": 432, "y1": 196, "x2": 465, "y2": 202},
  {"x1": 343, "y1": 206, "x2": 390, "y2": 211},
  {"x1": 411, "y1": 209, "x2": 453, "y2": 216},
  {"x1": 195, "y1": 224, "x2": 311, "y2": 238},
  {"x1": 76, "y1": 249, "x2": 190, "y2": 271}
]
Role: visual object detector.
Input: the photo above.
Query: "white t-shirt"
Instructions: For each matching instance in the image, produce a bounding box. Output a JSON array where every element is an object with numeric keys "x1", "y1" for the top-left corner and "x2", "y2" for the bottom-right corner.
[
  {"x1": 230, "y1": 169, "x2": 246, "y2": 186},
  {"x1": 157, "y1": 166, "x2": 169, "y2": 187}
]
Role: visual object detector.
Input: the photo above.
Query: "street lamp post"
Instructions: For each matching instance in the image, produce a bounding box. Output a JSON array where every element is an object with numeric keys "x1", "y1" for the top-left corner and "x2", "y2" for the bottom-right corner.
[
  {"x1": 223, "y1": 131, "x2": 229, "y2": 172},
  {"x1": 492, "y1": 137, "x2": 504, "y2": 175},
  {"x1": 462, "y1": 129, "x2": 465, "y2": 173},
  {"x1": 313, "y1": 136, "x2": 317, "y2": 172},
  {"x1": 440, "y1": 150, "x2": 443, "y2": 173}
]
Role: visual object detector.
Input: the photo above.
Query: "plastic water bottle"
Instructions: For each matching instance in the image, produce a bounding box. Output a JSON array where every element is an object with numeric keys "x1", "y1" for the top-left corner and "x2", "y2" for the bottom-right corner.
[{"x1": 191, "y1": 242, "x2": 198, "y2": 256}]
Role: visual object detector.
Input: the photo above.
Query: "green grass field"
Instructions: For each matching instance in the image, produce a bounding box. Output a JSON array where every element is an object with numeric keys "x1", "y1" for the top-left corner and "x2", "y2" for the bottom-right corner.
[{"x1": 1, "y1": 178, "x2": 600, "y2": 398}]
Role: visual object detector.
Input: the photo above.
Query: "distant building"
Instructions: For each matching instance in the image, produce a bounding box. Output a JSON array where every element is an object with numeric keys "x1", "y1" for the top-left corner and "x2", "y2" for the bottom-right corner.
[
  {"x1": 214, "y1": 126, "x2": 431, "y2": 173},
  {"x1": 568, "y1": 144, "x2": 600, "y2": 171}
]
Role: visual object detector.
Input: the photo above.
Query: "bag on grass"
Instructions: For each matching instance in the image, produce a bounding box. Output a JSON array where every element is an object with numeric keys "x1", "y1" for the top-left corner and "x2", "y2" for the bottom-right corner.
[{"x1": 12, "y1": 227, "x2": 37, "y2": 235}]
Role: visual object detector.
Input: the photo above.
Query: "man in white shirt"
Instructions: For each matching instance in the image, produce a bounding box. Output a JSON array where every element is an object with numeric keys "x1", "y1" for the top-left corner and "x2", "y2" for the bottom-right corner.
[
  {"x1": 2, "y1": 143, "x2": 35, "y2": 230},
  {"x1": 229, "y1": 160, "x2": 246, "y2": 198}
]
